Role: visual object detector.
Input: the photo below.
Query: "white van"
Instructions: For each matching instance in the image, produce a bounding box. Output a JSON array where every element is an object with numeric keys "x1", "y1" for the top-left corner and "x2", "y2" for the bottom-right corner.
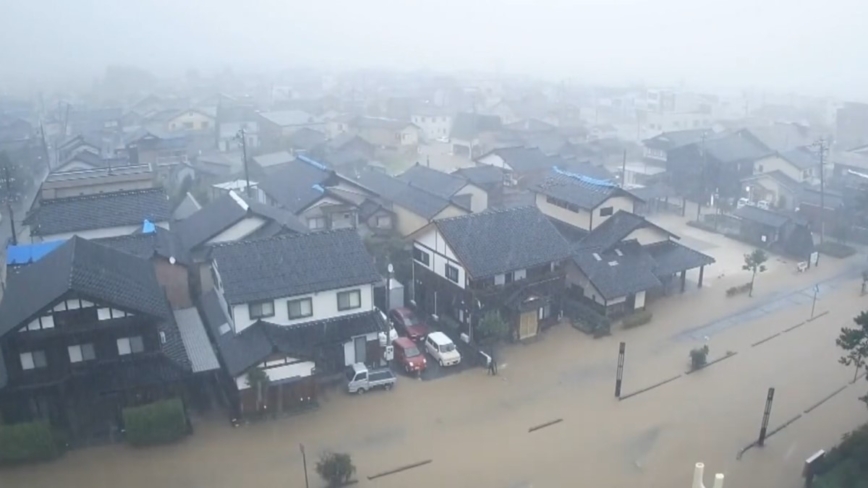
[{"x1": 424, "y1": 331, "x2": 461, "y2": 367}]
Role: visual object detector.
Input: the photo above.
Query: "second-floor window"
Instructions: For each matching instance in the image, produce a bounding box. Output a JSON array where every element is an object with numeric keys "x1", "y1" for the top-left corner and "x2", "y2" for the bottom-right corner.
[
  {"x1": 599, "y1": 206, "x2": 614, "y2": 217},
  {"x1": 20, "y1": 350, "x2": 47, "y2": 370},
  {"x1": 117, "y1": 336, "x2": 145, "y2": 356},
  {"x1": 249, "y1": 300, "x2": 275, "y2": 319},
  {"x1": 445, "y1": 264, "x2": 459, "y2": 283},
  {"x1": 68, "y1": 343, "x2": 96, "y2": 363},
  {"x1": 288, "y1": 298, "x2": 313, "y2": 320},
  {"x1": 337, "y1": 290, "x2": 361, "y2": 311},
  {"x1": 413, "y1": 247, "x2": 430, "y2": 266}
]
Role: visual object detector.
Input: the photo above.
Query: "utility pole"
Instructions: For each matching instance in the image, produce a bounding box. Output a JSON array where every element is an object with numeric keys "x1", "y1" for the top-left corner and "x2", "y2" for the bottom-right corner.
[
  {"x1": 615, "y1": 342, "x2": 626, "y2": 398},
  {"x1": 758, "y1": 387, "x2": 775, "y2": 447},
  {"x1": 620, "y1": 149, "x2": 628, "y2": 188},
  {"x1": 236, "y1": 129, "x2": 251, "y2": 198},
  {"x1": 3, "y1": 163, "x2": 17, "y2": 246},
  {"x1": 816, "y1": 139, "x2": 827, "y2": 246},
  {"x1": 697, "y1": 132, "x2": 708, "y2": 221}
]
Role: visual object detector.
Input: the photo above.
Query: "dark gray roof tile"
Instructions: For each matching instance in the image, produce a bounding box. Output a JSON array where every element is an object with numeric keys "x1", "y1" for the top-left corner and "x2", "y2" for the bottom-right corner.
[
  {"x1": 211, "y1": 229, "x2": 381, "y2": 304},
  {"x1": 357, "y1": 170, "x2": 453, "y2": 219},
  {"x1": 572, "y1": 241, "x2": 661, "y2": 300},
  {"x1": 25, "y1": 188, "x2": 171, "y2": 237},
  {"x1": 579, "y1": 210, "x2": 676, "y2": 251},
  {"x1": 398, "y1": 164, "x2": 468, "y2": 199},
  {"x1": 434, "y1": 206, "x2": 570, "y2": 279}
]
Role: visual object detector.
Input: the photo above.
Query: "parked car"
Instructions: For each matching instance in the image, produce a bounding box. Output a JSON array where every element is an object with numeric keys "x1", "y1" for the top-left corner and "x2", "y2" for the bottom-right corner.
[
  {"x1": 346, "y1": 363, "x2": 396, "y2": 394},
  {"x1": 424, "y1": 331, "x2": 461, "y2": 367},
  {"x1": 389, "y1": 307, "x2": 430, "y2": 342},
  {"x1": 393, "y1": 337, "x2": 427, "y2": 374}
]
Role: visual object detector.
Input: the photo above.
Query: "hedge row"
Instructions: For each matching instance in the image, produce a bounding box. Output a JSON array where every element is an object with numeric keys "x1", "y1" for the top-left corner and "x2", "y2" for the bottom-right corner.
[
  {"x1": 726, "y1": 282, "x2": 753, "y2": 297},
  {"x1": 123, "y1": 398, "x2": 188, "y2": 446},
  {"x1": 0, "y1": 421, "x2": 58, "y2": 464},
  {"x1": 622, "y1": 311, "x2": 653, "y2": 329}
]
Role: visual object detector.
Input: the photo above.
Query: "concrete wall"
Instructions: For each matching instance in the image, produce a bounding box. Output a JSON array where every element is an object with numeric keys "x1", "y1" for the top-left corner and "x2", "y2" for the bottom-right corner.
[
  {"x1": 455, "y1": 184, "x2": 489, "y2": 213},
  {"x1": 231, "y1": 283, "x2": 375, "y2": 332}
]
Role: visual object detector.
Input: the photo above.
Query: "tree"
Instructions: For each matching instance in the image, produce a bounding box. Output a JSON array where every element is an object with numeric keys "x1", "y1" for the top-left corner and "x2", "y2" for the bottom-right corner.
[
  {"x1": 742, "y1": 249, "x2": 768, "y2": 297},
  {"x1": 837, "y1": 311, "x2": 868, "y2": 385},
  {"x1": 316, "y1": 451, "x2": 356, "y2": 487},
  {"x1": 477, "y1": 310, "x2": 510, "y2": 344},
  {"x1": 245, "y1": 368, "x2": 270, "y2": 412}
]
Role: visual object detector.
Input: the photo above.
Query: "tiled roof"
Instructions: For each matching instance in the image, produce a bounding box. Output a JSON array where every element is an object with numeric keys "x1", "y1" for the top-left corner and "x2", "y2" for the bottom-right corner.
[
  {"x1": 173, "y1": 192, "x2": 202, "y2": 221},
  {"x1": 733, "y1": 205, "x2": 791, "y2": 228},
  {"x1": 480, "y1": 146, "x2": 555, "y2": 173},
  {"x1": 257, "y1": 158, "x2": 333, "y2": 213},
  {"x1": 398, "y1": 164, "x2": 469, "y2": 199},
  {"x1": 778, "y1": 148, "x2": 817, "y2": 170},
  {"x1": 259, "y1": 110, "x2": 315, "y2": 127},
  {"x1": 644, "y1": 240, "x2": 715, "y2": 278},
  {"x1": 434, "y1": 206, "x2": 570, "y2": 279},
  {"x1": 357, "y1": 170, "x2": 453, "y2": 219},
  {"x1": 25, "y1": 188, "x2": 171, "y2": 237},
  {"x1": 211, "y1": 229, "x2": 381, "y2": 305},
  {"x1": 173, "y1": 307, "x2": 220, "y2": 373},
  {"x1": 96, "y1": 226, "x2": 192, "y2": 265},
  {"x1": 642, "y1": 129, "x2": 710, "y2": 151},
  {"x1": 578, "y1": 210, "x2": 676, "y2": 252},
  {"x1": 177, "y1": 191, "x2": 307, "y2": 250},
  {"x1": 200, "y1": 290, "x2": 382, "y2": 376},
  {"x1": 452, "y1": 165, "x2": 505, "y2": 187},
  {"x1": 252, "y1": 151, "x2": 294, "y2": 168},
  {"x1": 572, "y1": 241, "x2": 662, "y2": 301},
  {"x1": 704, "y1": 133, "x2": 771, "y2": 163},
  {"x1": 530, "y1": 167, "x2": 625, "y2": 210},
  {"x1": 0, "y1": 237, "x2": 172, "y2": 337}
]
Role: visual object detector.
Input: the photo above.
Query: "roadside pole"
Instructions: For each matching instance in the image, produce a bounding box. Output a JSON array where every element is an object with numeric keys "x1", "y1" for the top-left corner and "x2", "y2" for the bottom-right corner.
[
  {"x1": 810, "y1": 285, "x2": 819, "y2": 319},
  {"x1": 615, "y1": 342, "x2": 626, "y2": 398},
  {"x1": 299, "y1": 443, "x2": 309, "y2": 488},
  {"x1": 758, "y1": 387, "x2": 775, "y2": 447}
]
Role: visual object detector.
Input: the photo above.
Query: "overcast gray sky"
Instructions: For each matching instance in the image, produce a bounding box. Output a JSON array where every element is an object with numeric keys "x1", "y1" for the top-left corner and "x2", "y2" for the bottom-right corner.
[{"x1": 1, "y1": 0, "x2": 866, "y2": 98}]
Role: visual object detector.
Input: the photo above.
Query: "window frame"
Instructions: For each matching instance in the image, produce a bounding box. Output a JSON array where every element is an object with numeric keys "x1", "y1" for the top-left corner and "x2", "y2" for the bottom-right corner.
[
  {"x1": 288, "y1": 297, "x2": 314, "y2": 320},
  {"x1": 599, "y1": 206, "x2": 614, "y2": 217},
  {"x1": 445, "y1": 264, "x2": 459, "y2": 283},
  {"x1": 249, "y1": 300, "x2": 275, "y2": 319},
  {"x1": 337, "y1": 289, "x2": 362, "y2": 311},
  {"x1": 413, "y1": 247, "x2": 430, "y2": 266}
]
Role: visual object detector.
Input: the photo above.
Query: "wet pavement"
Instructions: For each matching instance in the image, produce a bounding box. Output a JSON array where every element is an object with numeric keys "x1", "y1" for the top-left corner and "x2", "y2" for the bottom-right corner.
[{"x1": 3, "y1": 251, "x2": 868, "y2": 488}]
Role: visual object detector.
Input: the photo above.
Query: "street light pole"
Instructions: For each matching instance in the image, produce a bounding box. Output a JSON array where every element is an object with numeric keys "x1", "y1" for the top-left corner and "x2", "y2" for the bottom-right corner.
[{"x1": 236, "y1": 129, "x2": 251, "y2": 198}]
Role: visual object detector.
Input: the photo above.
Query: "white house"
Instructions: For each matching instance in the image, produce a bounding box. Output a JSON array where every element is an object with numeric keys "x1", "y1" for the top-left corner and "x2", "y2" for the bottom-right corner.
[{"x1": 208, "y1": 229, "x2": 386, "y2": 380}]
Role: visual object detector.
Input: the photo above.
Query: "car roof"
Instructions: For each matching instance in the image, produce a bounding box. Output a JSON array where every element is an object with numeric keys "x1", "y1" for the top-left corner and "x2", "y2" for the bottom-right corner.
[
  {"x1": 392, "y1": 307, "x2": 414, "y2": 316},
  {"x1": 393, "y1": 336, "x2": 415, "y2": 347},
  {"x1": 427, "y1": 331, "x2": 451, "y2": 344}
]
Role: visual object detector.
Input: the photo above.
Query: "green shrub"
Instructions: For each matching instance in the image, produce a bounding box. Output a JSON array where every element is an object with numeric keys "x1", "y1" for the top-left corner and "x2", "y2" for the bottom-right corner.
[
  {"x1": 0, "y1": 421, "x2": 58, "y2": 464},
  {"x1": 726, "y1": 282, "x2": 753, "y2": 297},
  {"x1": 564, "y1": 298, "x2": 610, "y2": 336},
  {"x1": 621, "y1": 311, "x2": 653, "y2": 329},
  {"x1": 316, "y1": 451, "x2": 356, "y2": 487},
  {"x1": 818, "y1": 241, "x2": 857, "y2": 259},
  {"x1": 122, "y1": 398, "x2": 188, "y2": 446}
]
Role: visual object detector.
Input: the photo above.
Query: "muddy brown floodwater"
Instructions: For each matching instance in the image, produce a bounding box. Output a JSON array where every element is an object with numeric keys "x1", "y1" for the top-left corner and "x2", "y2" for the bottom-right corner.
[{"x1": 2, "y1": 255, "x2": 867, "y2": 488}]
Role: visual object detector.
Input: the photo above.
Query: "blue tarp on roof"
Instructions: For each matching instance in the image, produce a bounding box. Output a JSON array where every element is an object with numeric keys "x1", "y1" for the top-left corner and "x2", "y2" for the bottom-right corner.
[
  {"x1": 552, "y1": 166, "x2": 615, "y2": 187},
  {"x1": 298, "y1": 154, "x2": 328, "y2": 171},
  {"x1": 142, "y1": 219, "x2": 156, "y2": 233},
  {"x1": 6, "y1": 240, "x2": 66, "y2": 266}
]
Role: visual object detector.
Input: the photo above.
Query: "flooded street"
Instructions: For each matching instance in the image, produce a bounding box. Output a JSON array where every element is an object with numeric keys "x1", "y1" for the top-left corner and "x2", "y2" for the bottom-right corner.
[{"x1": 3, "y1": 256, "x2": 867, "y2": 488}]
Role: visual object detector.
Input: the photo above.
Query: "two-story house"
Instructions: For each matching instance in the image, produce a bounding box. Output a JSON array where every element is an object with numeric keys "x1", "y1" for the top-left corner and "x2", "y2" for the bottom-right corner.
[
  {"x1": 397, "y1": 163, "x2": 489, "y2": 213},
  {"x1": 410, "y1": 110, "x2": 453, "y2": 142},
  {"x1": 216, "y1": 105, "x2": 260, "y2": 153},
  {"x1": 165, "y1": 109, "x2": 216, "y2": 133},
  {"x1": 530, "y1": 167, "x2": 642, "y2": 237},
  {"x1": 203, "y1": 229, "x2": 386, "y2": 417},
  {"x1": 0, "y1": 237, "x2": 202, "y2": 443},
  {"x1": 24, "y1": 188, "x2": 172, "y2": 242},
  {"x1": 743, "y1": 148, "x2": 821, "y2": 209},
  {"x1": 566, "y1": 210, "x2": 715, "y2": 317},
  {"x1": 258, "y1": 110, "x2": 324, "y2": 152},
  {"x1": 410, "y1": 206, "x2": 571, "y2": 341}
]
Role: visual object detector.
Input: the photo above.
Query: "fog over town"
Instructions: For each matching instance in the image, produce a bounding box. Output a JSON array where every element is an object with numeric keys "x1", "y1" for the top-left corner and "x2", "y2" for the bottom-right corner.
[{"x1": 2, "y1": 1, "x2": 868, "y2": 487}]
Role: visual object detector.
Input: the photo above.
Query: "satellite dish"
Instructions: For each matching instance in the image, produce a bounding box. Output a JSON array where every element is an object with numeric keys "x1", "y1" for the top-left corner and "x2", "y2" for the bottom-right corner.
[{"x1": 169, "y1": 256, "x2": 176, "y2": 265}]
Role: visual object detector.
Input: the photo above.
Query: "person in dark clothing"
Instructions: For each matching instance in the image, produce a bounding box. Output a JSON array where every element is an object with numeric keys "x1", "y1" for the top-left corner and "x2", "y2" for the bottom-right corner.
[{"x1": 488, "y1": 350, "x2": 498, "y2": 376}]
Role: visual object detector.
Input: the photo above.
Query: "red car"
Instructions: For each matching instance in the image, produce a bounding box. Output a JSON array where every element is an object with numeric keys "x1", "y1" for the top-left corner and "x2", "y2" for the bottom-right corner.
[
  {"x1": 388, "y1": 307, "x2": 430, "y2": 342},
  {"x1": 393, "y1": 337, "x2": 427, "y2": 374}
]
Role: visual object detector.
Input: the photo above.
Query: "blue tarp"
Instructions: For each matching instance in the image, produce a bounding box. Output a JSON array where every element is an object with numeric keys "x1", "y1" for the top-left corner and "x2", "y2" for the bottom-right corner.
[
  {"x1": 142, "y1": 220, "x2": 156, "y2": 233},
  {"x1": 6, "y1": 240, "x2": 66, "y2": 266},
  {"x1": 298, "y1": 154, "x2": 329, "y2": 171},
  {"x1": 552, "y1": 166, "x2": 615, "y2": 187}
]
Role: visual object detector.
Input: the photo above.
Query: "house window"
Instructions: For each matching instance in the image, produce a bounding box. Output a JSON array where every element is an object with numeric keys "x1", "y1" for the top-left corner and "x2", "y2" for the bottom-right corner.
[
  {"x1": 183, "y1": 122, "x2": 194, "y2": 129},
  {"x1": 413, "y1": 247, "x2": 430, "y2": 266},
  {"x1": 288, "y1": 298, "x2": 313, "y2": 320},
  {"x1": 504, "y1": 272, "x2": 514, "y2": 284},
  {"x1": 20, "y1": 351, "x2": 47, "y2": 370},
  {"x1": 599, "y1": 206, "x2": 614, "y2": 217},
  {"x1": 445, "y1": 264, "x2": 459, "y2": 283},
  {"x1": 117, "y1": 336, "x2": 144, "y2": 356},
  {"x1": 201, "y1": 121, "x2": 210, "y2": 129},
  {"x1": 337, "y1": 290, "x2": 362, "y2": 311},
  {"x1": 376, "y1": 215, "x2": 391, "y2": 228},
  {"x1": 68, "y1": 343, "x2": 96, "y2": 363},
  {"x1": 308, "y1": 217, "x2": 327, "y2": 230},
  {"x1": 249, "y1": 300, "x2": 275, "y2": 319}
]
